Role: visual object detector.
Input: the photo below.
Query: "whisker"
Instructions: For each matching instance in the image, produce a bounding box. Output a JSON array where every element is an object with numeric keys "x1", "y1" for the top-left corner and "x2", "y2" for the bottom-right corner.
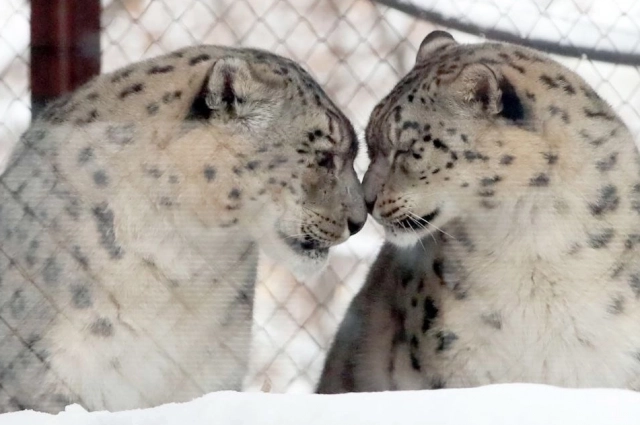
[
  {"x1": 407, "y1": 212, "x2": 436, "y2": 246},
  {"x1": 407, "y1": 211, "x2": 455, "y2": 240}
]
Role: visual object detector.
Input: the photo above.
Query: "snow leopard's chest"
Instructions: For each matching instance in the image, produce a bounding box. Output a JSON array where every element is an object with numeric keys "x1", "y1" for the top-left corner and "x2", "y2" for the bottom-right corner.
[{"x1": 390, "y1": 252, "x2": 640, "y2": 390}]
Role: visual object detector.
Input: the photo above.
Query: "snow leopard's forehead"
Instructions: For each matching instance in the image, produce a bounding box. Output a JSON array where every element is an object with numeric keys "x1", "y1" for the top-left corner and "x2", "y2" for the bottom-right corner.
[{"x1": 364, "y1": 40, "x2": 556, "y2": 157}]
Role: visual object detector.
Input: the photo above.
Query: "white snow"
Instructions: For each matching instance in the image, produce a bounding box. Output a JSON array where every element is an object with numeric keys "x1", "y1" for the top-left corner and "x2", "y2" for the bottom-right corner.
[{"x1": 1, "y1": 385, "x2": 640, "y2": 424}]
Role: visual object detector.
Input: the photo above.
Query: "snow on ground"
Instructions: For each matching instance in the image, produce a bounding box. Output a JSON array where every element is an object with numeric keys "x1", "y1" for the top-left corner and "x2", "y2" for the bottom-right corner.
[{"x1": 2, "y1": 384, "x2": 640, "y2": 424}]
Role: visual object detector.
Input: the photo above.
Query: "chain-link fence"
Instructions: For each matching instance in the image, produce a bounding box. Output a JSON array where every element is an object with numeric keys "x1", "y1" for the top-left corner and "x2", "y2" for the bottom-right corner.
[
  {"x1": 0, "y1": 0, "x2": 29, "y2": 175},
  {"x1": 2, "y1": 0, "x2": 640, "y2": 397}
]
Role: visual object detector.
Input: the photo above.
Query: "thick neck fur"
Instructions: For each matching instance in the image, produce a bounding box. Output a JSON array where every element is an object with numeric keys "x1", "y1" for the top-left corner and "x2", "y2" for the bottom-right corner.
[{"x1": 444, "y1": 98, "x2": 640, "y2": 296}]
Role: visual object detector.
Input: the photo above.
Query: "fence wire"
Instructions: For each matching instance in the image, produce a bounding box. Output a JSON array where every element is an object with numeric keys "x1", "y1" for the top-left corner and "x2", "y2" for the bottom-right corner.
[
  {"x1": 0, "y1": 0, "x2": 29, "y2": 175},
  {"x1": 1, "y1": 0, "x2": 640, "y2": 397}
]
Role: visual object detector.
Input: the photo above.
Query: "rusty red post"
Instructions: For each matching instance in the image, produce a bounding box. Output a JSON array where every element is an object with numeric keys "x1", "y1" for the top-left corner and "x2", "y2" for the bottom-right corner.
[{"x1": 30, "y1": 0, "x2": 101, "y2": 118}]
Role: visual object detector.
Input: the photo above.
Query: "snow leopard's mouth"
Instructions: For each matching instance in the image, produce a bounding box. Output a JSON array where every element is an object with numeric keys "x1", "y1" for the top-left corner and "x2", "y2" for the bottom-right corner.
[{"x1": 278, "y1": 232, "x2": 330, "y2": 258}]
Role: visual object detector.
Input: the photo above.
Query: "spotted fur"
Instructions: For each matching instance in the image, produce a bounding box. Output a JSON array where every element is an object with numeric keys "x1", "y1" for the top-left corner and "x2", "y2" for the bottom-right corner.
[
  {"x1": 0, "y1": 45, "x2": 366, "y2": 412},
  {"x1": 317, "y1": 31, "x2": 640, "y2": 393}
]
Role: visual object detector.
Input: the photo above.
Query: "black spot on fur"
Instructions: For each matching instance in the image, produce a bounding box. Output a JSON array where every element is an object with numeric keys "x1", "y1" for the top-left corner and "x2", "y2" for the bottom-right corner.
[
  {"x1": 433, "y1": 259, "x2": 443, "y2": 280},
  {"x1": 269, "y1": 155, "x2": 290, "y2": 170},
  {"x1": 481, "y1": 312, "x2": 502, "y2": 330},
  {"x1": 436, "y1": 331, "x2": 458, "y2": 352},
  {"x1": 72, "y1": 246, "x2": 90, "y2": 269},
  {"x1": 410, "y1": 352, "x2": 421, "y2": 371},
  {"x1": 246, "y1": 160, "x2": 261, "y2": 170},
  {"x1": 106, "y1": 124, "x2": 135, "y2": 145},
  {"x1": 464, "y1": 150, "x2": 489, "y2": 162},
  {"x1": 500, "y1": 154, "x2": 514, "y2": 165},
  {"x1": 611, "y1": 263, "x2": 625, "y2": 279},
  {"x1": 608, "y1": 296, "x2": 625, "y2": 314},
  {"x1": 147, "y1": 103, "x2": 160, "y2": 115},
  {"x1": 422, "y1": 296, "x2": 439, "y2": 333},
  {"x1": 630, "y1": 274, "x2": 640, "y2": 298},
  {"x1": 481, "y1": 175, "x2": 502, "y2": 186},
  {"x1": 90, "y1": 318, "x2": 114, "y2": 337},
  {"x1": 549, "y1": 105, "x2": 570, "y2": 123},
  {"x1": 8, "y1": 290, "x2": 25, "y2": 317},
  {"x1": 579, "y1": 129, "x2": 607, "y2": 147},
  {"x1": 75, "y1": 109, "x2": 99, "y2": 125},
  {"x1": 119, "y1": 83, "x2": 144, "y2": 99},
  {"x1": 583, "y1": 108, "x2": 615, "y2": 121},
  {"x1": 162, "y1": 90, "x2": 182, "y2": 104},
  {"x1": 625, "y1": 234, "x2": 640, "y2": 250},
  {"x1": 145, "y1": 167, "x2": 162, "y2": 179},
  {"x1": 402, "y1": 121, "x2": 420, "y2": 130},
  {"x1": 543, "y1": 152, "x2": 558, "y2": 165},
  {"x1": 529, "y1": 173, "x2": 549, "y2": 187},
  {"x1": 189, "y1": 54, "x2": 211, "y2": 66},
  {"x1": 539, "y1": 74, "x2": 558, "y2": 89},
  {"x1": 77, "y1": 147, "x2": 93, "y2": 164},
  {"x1": 203, "y1": 165, "x2": 216, "y2": 182},
  {"x1": 433, "y1": 138, "x2": 449, "y2": 151},
  {"x1": 71, "y1": 285, "x2": 92, "y2": 309},
  {"x1": 111, "y1": 68, "x2": 133, "y2": 83},
  {"x1": 588, "y1": 229, "x2": 615, "y2": 249},
  {"x1": 148, "y1": 65, "x2": 175, "y2": 74},
  {"x1": 228, "y1": 188, "x2": 241, "y2": 199},
  {"x1": 596, "y1": 153, "x2": 618, "y2": 172},
  {"x1": 498, "y1": 78, "x2": 524, "y2": 121},
  {"x1": 400, "y1": 268, "x2": 412, "y2": 288},
  {"x1": 410, "y1": 335, "x2": 419, "y2": 348},
  {"x1": 92, "y1": 202, "x2": 124, "y2": 259},
  {"x1": 589, "y1": 185, "x2": 619, "y2": 216},
  {"x1": 42, "y1": 257, "x2": 60, "y2": 284},
  {"x1": 93, "y1": 170, "x2": 109, "y2": 187},
  {"x1": 431, "y1": 378, "x2": 446, "y2": 389}
]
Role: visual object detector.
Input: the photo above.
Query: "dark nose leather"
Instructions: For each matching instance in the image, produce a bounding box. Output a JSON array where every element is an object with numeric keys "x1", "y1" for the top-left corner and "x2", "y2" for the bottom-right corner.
[{"x1": 365, "y1": 198, "x2": 376, "y2": 214}]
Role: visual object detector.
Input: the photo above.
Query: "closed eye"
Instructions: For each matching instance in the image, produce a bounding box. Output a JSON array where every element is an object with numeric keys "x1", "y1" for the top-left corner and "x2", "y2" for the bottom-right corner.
[{"x1": 394, "y1": 149, "x2": 410, "y2": 159}]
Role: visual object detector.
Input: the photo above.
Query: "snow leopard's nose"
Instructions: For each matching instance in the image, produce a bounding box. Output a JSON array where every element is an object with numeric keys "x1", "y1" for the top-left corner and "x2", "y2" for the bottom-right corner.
[{"x1": 365, "y1": 198, "x2": 376, "y2": 215}]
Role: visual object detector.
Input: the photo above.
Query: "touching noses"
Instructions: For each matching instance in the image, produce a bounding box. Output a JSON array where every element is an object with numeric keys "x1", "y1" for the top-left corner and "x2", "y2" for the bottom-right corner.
[
  {"x1": 365, "y1": 198, "x2": 376, "y2": 215},
  {"x1": 345, "y1": 168, "x2": 367, "y2": 236}
]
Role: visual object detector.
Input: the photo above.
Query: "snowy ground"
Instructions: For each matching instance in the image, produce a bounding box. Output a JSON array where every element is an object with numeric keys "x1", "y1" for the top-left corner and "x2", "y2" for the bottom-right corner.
[
  {"x1": 1, "y1": 384, "x2": 640, "y2": 424},
  {"x1": 2, "y1": 0, "x2": 640, "y2": 399}
]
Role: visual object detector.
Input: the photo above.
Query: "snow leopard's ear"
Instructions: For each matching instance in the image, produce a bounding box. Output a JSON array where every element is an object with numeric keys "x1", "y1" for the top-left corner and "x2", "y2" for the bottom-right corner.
[
  {"x1": 416, "y1": 30, "x2": 457, "y2": 64},
  {"x1": 187, "y1": 57, "x2": 283, "y2": 126},
  {"x1": 450, "y1": 63, "x2": 503, "y2": 116}
]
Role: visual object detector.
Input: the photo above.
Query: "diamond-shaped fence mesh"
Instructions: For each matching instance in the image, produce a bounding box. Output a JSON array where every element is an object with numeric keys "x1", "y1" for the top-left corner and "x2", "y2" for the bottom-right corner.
[
  {"x1": 0, "y1": 0, "x2": 29, "y2": 175},
  {"x1": 1, "y1": 0, "x2": 640, "y2": 401}
]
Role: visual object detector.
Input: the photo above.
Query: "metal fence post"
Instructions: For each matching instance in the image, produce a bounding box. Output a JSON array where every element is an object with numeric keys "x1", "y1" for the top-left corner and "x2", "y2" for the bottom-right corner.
[{"x1": 30, "y1": 0, "x2": 101, "y2": 118}]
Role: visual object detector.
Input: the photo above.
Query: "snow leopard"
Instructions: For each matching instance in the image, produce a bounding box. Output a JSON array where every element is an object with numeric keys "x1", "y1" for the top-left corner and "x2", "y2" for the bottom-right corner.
[
  {"x1": 317, "y1": 30, "x2": 640, "y2": 393},
  {"x1": 0, "y1": 45, "x2": 366, "y2": 412}
]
